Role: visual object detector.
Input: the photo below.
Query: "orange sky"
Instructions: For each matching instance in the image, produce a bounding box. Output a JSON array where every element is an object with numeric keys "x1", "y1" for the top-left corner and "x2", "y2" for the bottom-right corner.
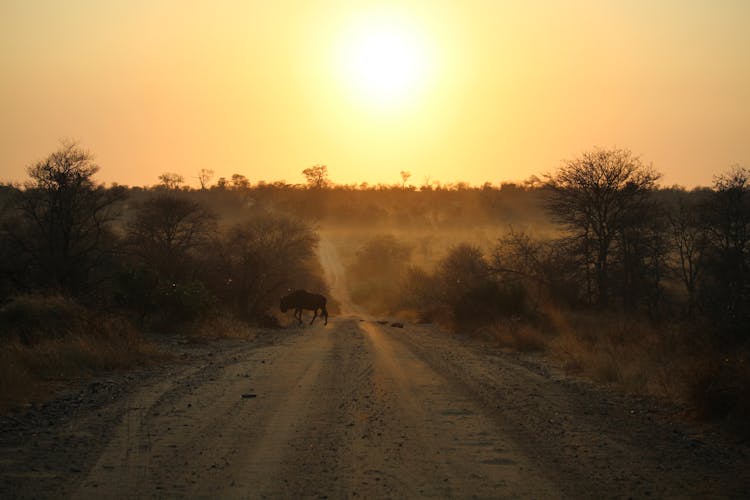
[{"x1": 1, "y1": 0, "x2": 749, "y2": 188}]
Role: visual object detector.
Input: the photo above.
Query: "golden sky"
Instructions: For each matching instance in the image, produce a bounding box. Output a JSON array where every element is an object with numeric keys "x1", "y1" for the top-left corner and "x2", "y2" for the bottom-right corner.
[{"x1": 1, "y1": 0, "x2": 749, "y2": 188}]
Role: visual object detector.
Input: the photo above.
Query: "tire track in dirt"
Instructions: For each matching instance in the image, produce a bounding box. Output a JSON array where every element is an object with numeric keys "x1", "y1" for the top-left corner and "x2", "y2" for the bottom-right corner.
[
  {"x1": 392, "y1": 324, "x2": 750, "y2": 498},
  {"x1": 4, "y1": 235, "x2": 747, "y2": 498},
  {"x1": 345, "y1": 321, "x2": 559, "y2": 498}
]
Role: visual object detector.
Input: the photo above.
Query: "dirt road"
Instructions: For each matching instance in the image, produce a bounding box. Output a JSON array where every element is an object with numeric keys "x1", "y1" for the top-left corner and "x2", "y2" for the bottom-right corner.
[{"x1": 1, "y1": 240, "x2": 748, "y2": 497}]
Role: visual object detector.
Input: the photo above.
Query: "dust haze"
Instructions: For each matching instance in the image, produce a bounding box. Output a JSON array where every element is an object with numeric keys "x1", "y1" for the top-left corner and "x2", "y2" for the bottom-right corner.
[{"x1": 1, "y1": 145, "x2": 749, "y2": 497}]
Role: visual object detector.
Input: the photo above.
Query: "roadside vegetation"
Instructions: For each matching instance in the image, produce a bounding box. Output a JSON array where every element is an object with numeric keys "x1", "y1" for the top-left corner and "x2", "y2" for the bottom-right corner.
[
  {"x1": 2, "y1": 142, "x2": 748, "y2": 434},
  {"x1": 0, "y1": 142, "x2": 326, "y2": 410},
  {"x1": 337, "y1": 150, "x2": 750, "y2": 433}
]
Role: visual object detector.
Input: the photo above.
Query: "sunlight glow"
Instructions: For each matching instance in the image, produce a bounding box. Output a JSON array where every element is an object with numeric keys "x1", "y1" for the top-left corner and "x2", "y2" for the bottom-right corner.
[{"x1": 336, "y1": 13, "x2": 434, "y2": 109}]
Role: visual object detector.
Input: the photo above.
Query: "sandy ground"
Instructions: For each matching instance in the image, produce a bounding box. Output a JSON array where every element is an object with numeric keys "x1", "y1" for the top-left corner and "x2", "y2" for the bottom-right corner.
[{"x1": 1, "y1": 240, "x2": 749, "y2": 498}]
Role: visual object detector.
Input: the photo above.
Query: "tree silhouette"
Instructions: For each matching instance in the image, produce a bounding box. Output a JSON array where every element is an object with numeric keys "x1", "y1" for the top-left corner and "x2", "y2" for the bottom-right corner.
[
  {"x1": 668, "y1": 194, "x2": 709, "y2": 317},
  {"x1": 545, "y1": 148, "x2": 661, "y2": 307},
  {"x1": 400, "y1": 170, "x2": 411, "y2": 188},
  {"x1": 126, "y1": 195, "x2": 216, "y2": 281},
  {"x1": 2, "y1": 140, "x2": 123, "y2": 294},
  {"x1": 231, "y1": 173, "x2": 249, "y2": 190},
  {"x1": 302, "y1": 165, "x2": 329, "y2": 189},
  {"x1": 702, "y1": 166, "x2": 750, "y2": 338},
  {"x1": 197, "y1": 169, "x2": 214, "y2": 190},
  {"x1": 158, "y1": 172, "x2": 184, "y2": 190},
  {"x1": 219, "y1": 213, "x2": 318, "y2": 318}
]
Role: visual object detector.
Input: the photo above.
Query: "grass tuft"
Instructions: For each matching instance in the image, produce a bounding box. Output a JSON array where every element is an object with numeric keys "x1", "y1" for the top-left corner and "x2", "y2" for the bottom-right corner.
[{"x1": 0, "y1": 295, "x2": 161, "y2": 412}]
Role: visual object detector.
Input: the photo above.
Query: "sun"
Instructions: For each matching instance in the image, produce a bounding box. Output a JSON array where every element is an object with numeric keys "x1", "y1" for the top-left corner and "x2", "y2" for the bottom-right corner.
[{"x1": 336, "y1": 13, "x2": 434, "y2": 109}]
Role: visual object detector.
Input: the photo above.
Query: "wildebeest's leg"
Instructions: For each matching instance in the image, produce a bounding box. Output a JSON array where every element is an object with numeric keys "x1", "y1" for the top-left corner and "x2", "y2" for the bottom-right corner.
[
  {"x1": 321, "y1": 305, "x2": 328, "y2": 325},
  {"x1": 295, "y1": 308, "x2": 303, "y2": 325},
  {"x1": 310, "y1": 307, "x2": 318, "y2": 325}
]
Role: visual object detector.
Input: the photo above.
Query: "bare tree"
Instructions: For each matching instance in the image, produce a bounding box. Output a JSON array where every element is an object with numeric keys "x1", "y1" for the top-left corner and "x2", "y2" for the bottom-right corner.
[
  {"x1": 220, "y1": 213, "x2": 319, "y2": 318},
  {"x1": 668, "y1": 195, "x2": 709, "y2": 317},
  {"x1": 545, "y1": 148, "x2": 661, "y2": 307},
  {"x1": 702, "y1": 166, "x2": 750, "y2": 337},
  {"x1": 197, "y1": 169, "x2": 214, "y2": 190},
  {"x1": 126, "y1": 195, "x2": 216, "y2": 281},
  {"x1": 1, "y1": 140, "x2": 124, "y2": 294},
  {"x1": 302, "y1": 165, "x2": 329, "y2": 189},
  {"x1": 400, "y1": 170, "x2": 411, "y2": 188},
  {"x1": 158, "y1": 172, "x2": 184, "y2": 190}
]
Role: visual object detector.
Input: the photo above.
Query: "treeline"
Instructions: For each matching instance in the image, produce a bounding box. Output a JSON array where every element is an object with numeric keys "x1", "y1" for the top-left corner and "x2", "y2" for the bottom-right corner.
[
  {"x1": 114, "y1": 173, "x2": 550, "y2": 232},
  {"x1": 0, "y1": 141, "x2": 325, "y2": 336},
  {"x1": 342, "y1": 149, "x2": 749, "y2": 426},
  {"x1": 347, "y1": 149, "x2": 748, "y2": 343}
]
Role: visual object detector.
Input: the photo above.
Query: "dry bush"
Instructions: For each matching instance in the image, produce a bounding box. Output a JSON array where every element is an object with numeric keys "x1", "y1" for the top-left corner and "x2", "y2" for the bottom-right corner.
[
  {"x1": 0, "y1": 295, "x2": 161, "y2": 411},
  {"x1": 685, "y1": 354, "x2": 750, "y2": 432},
  {"x1": 546, "y1": 309, "x2": 681, "y2": 394},
  {"x1": 476, "y1": 321, "x2": 548, "y2": 352},
  {"x1": 185, "y1": 314, "x2": 258, "y2": 340},
  {"x1": 545, "y1": 307, "x2": 750, "y2": 431},
  {"x1": 346, "y1": 234, "x2": 412, "y2": 314},
  {"x1": 0, "y1": 294, "x2": 88, "y2": 345}
]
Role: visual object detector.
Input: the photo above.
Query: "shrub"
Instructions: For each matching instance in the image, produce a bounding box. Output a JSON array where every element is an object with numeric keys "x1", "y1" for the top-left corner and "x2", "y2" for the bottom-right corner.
[
  {"x1": 0, "y1": 295, "x2": 88, "y2": 345},
  {"x1": 399, "y1": 244, "x2": 530, "y2": 330},
  {"x1": 346, "y1": 234, "x2": 412, "y2": 314},
  {"x1": 686, "y1": 354, "x2": 750, "y2": 429},
  {"x1": 0, "y1": 298, "x2": 161, "y2": 411},
  {"x1": 452, "y1": 281, "x2": 528, "y2": 330}
]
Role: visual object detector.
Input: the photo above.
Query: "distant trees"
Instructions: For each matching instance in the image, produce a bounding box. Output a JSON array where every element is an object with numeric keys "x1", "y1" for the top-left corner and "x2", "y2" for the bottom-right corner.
[
  {"x1": 197, "y1": 169, "x2": 214, "y2": 190},
  {"x1": 400, "y1": 170, "x2": 411, "y2": 188},
  {"x1": 0, "y1": 141, "x2": 123, "y2": 295},
  {"x1": 302, "y1": 165, "x2": 329, "y2": 189},
  {"x1": 231, "y1": 173, "x2": 250, "y2": 190},
  {"x1": 346, "y1": 235, "x2": 412, "y2": 312},
  {"x1": 545, "y1": 148, "x2": 661, "y2": 307},
  {"x1": 158, "y1": 172, "x2": 185, "y2": 190},
  {"x1": 400, "y1": 243, "x2": 528, "y2": 329}
]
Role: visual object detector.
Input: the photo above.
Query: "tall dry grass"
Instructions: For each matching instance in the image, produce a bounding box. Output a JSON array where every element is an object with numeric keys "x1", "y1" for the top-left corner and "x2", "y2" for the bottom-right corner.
[
  {"x1": 0, "y1": 295, "x2": 161, "y2": 412},
  {"x1": 184, "y1": 314, "x2": 259, "y2": 341},
  {"x1": 543, "y1": 306, "x2": 750, "y2": 432},
  {"x1": 472, "y1": 321, "x2": 548, "y2": 352}
]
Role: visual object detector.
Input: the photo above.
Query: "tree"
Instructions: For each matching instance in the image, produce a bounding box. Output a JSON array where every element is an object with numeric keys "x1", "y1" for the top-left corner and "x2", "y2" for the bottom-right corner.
[
  {"x1": 158, "y1": 172, "x2": 184, "y2": 190},
  {"x1": 231, "y1": 173, "x2": 249, "y2": 190},
  {"x1": 126, "y1": 195, "x2": 217, "y2": 281},
  {"x1": 346, "y1": 235, "x2": 413, "y2": 312},
  {"x1": 1, "y1": 140, "x2": 124, "y2": 294},
  {"x1": 218, "y1": 213, "x2": 319, "y2": 318},
  {"x1": 545, "y1": 148, "x2": 661, "y2": 307},
  {"x1": 302, "y1": 165, "x2": 329, "y2": 189},
  {"x1": 701, "y1": 166, "x2": 750, "y2": 338},
  {"x1": 668, "y1": 193, "x2": 710, "y2": 317},
  {"x1": 197, "y1": 169, "x2": 214, "y2": 190},
  {"x1": 400, "y1": 170, "x2": 411, "y2": 188}
]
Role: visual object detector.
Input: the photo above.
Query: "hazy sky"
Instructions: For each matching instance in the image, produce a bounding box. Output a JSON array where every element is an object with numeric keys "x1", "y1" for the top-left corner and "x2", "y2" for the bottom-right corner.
[{"x1": 1, "y1": 0, "x2": 749, "y2": 188}]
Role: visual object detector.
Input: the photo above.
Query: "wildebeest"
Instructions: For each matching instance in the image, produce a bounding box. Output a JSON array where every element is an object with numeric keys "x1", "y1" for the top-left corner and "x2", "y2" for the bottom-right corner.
[{"x1": 280, "y1": 290, "x2": 328, "y2": 326}]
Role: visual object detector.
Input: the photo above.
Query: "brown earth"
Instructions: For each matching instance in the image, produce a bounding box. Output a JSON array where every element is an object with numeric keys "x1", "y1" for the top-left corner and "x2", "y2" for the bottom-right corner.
[{"x1": 0, "y1": 240, "x2": 748, "y2": 498}]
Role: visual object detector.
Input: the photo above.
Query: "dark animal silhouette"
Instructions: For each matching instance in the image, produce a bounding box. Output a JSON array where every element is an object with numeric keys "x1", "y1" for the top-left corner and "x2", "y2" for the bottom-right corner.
[{"x1": 280, "y1": 290, "x2": 328, "y2": 326}]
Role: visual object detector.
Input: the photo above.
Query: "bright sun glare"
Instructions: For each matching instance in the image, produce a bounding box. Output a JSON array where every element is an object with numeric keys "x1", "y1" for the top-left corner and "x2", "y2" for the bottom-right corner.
[{"x1": 337, "y1": 13, "x2": 434, "y2": 109}]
